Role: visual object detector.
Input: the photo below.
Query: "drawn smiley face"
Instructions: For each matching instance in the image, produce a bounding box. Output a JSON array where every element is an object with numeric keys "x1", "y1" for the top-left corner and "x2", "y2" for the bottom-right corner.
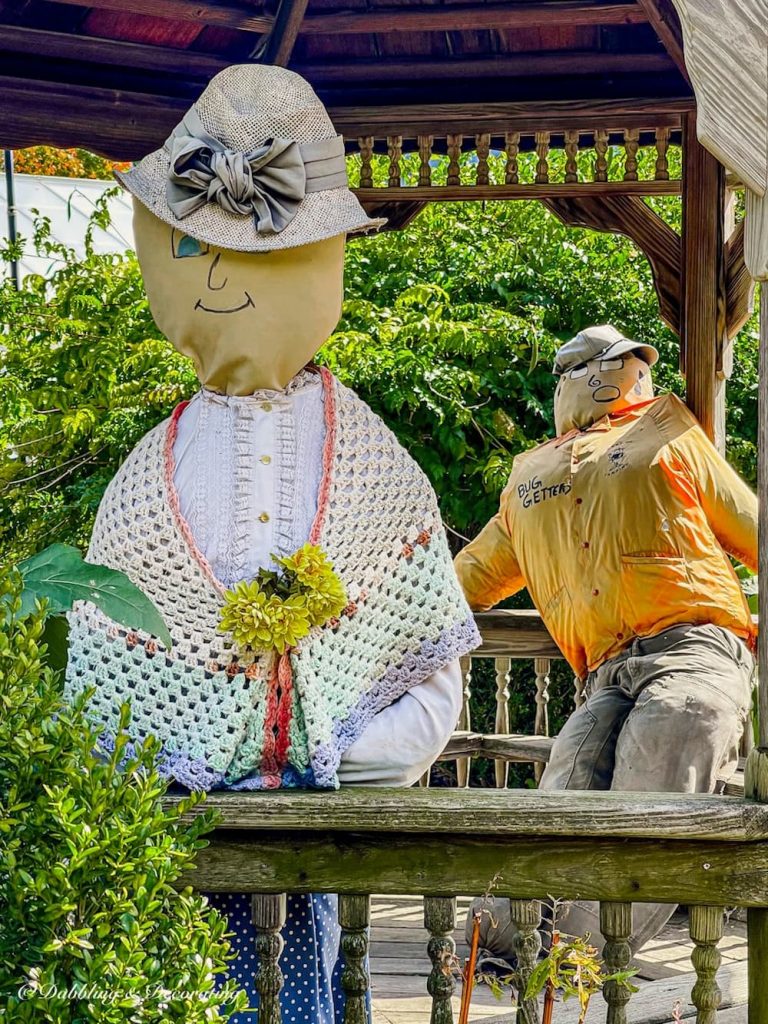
[{"x1": 170, "y1": 230, "x2": 255, "y2": 315}]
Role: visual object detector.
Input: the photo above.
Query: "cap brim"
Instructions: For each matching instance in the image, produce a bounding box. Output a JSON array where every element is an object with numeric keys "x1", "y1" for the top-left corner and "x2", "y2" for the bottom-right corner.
[{"x1": 601, "y1": 338, "x2": 659, "y2": 367}]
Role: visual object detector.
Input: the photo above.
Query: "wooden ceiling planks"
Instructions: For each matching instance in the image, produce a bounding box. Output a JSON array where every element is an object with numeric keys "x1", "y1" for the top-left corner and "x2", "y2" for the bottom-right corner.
[{"x1": 80, "y1": 8, "x2": 204, "y2": 49}]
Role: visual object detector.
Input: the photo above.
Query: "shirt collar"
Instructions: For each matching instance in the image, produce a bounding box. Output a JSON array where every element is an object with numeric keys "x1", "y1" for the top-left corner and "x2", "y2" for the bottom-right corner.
[{"x1": 552, "y1": 396, "x2": 659, "y2": 448}]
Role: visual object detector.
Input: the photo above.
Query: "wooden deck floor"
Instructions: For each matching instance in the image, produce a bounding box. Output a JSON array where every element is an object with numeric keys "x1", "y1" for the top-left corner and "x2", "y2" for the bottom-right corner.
[{"x1": 369, "y1": 897, "x2": 748, "y2": 1024}]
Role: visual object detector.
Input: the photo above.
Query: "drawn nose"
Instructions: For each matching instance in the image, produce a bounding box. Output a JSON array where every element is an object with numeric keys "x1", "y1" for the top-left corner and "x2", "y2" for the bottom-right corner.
[{"x1": 206, "y1": 253, "x2": 228, "y2": 291}]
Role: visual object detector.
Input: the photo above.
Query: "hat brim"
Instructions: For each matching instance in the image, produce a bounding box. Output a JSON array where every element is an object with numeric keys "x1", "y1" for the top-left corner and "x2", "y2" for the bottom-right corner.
[{"x1": 115, "y1": 148, "x2": 386, "y2": 253}]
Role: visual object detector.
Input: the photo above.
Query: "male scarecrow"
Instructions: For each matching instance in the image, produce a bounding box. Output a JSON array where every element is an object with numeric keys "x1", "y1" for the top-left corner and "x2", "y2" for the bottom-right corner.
[
  {"x1": 64, "y1": 64, "x2": 479, "y2": 1023},
  {"x1": 456, "y1": 324, "x2": 757, "y2": 952}
]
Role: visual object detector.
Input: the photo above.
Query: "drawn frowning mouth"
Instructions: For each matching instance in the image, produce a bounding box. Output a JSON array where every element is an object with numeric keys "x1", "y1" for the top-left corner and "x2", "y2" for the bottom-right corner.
[{"x1": 194, "y1": 292, "x2": 255, "y2": 314}]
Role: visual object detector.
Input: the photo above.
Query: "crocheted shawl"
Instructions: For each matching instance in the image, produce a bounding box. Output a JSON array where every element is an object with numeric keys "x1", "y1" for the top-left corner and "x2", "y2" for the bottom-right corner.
[{"x1": 64, "y1": 369, "x2": 480, "y2": 791}]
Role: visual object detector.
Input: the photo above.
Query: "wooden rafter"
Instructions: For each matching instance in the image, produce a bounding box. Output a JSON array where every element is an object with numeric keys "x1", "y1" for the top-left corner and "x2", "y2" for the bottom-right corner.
[
  {"x1": 358, "y1": 200, "x2": 428, "y2": 232},
  {"x1": 38, "y1": 0, "x2": 647, "y2": 35},
  {"x1": 725, "y1": 220, "x2": 757, "y2": 339},
  {"x1": 543, "y1": 194, "x2": 681, "y2": 335},
  {"x1": 254, "y1": 0, "x2": 311, "y2": 66},
  {"x1": 636, "y1": 0, "x2": 691, "y2": 84}
]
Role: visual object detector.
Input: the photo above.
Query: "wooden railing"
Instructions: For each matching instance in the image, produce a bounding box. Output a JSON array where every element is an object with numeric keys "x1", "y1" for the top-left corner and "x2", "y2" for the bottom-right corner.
[{"x1": 167, "y1": 788, "x2": 768, "y2": 1024}]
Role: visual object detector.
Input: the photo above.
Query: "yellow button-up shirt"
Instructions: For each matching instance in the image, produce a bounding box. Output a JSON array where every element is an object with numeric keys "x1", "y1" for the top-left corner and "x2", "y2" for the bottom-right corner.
[{"x1": 455, "y1": 393, "x2": 757, "y2": 679}]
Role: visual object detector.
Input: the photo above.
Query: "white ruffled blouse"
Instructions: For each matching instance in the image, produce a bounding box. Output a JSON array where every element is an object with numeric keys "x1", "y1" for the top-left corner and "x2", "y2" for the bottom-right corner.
[{"x1": 172, "y1": 368, "x2": 463, "y2": 786}]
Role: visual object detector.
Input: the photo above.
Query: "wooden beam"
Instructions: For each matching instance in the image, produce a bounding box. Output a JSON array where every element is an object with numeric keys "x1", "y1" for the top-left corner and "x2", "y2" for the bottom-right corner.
[
  {"x1": 255, "y1": 0, "x2": 311, "y2": 66},
  {"x1": 681, "y1": 110, "x2": 727, "y2": 449},
  {"x1": 543, "y1": 193, "x2": 681, "y2": 334},
  {"x1": 299, "y1": 1, "x2": 649, "y2": 34},
  {"x1": 725, "y1": 219, "x2": 757, "y2": 339},
  {"x1": 329, "y1": 97, "x2": 692, "y2": 137},
  {"x1": 636, "y1": 0, "x2": 691, "y2": 84},
  {"x1": 354, "y1": 182, "x2": 681, "y2": 203},
  {"x1": 296, "y1": 52, "x2": 676, "y2": 83},
  {"x1": 0, "y1": 24, "x2": 228, "y2": 77},
  {"x1": 358, "y1": 199, "x2": 428, "y2": 231},
  {"x1": 39, "y1": 0, "x2": 274, "y2": 33}
]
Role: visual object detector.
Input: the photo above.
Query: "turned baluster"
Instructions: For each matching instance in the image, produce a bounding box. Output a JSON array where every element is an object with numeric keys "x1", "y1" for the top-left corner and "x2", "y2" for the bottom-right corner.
[
  {"x1": 456, "y1": 656, "x2": 472, "y2": 788},
  {"x1": 509, "y1": 899, "x2": 542, "y2": 1024},
  {"x1": 594, "y1": 128, "x2": 609, "y2": 182},
  {"x1": 424, "y1": 896, "x2": 457, "y2": 1024},
  {"x1": 252, "y1": 893, "x2": 287, "y2": 1024},
  {"x1": 564, "y1": 128, "x2": 579, "y2": 182},
  {"x1": 475, "y1": 132, "x2": 491, "y2": 186},
  {"x1": 446, "y1": 134, "x2": 463, "y2": 186},
  {"x1": 505, "y1": 131, "x2": 520, "y2": 185},
  {"x1": 358, "y1": 136, "x2": 374, "y2": 189},
  {"x1": 600, "y1": 901, "x2": 633, "y2": 1024},
  {"x1": 535, "y1": 130, "x2": 550, "y2": 184},
  {"x1": 655, "y1": 126, "x2": 671, "y2": 181},
  {"x1": 418, "y1": 134, "x2": 434, "y2": 187},
  {"x1": 533, "y1": 657, "x2": 551, "y2": 784},
  {"x1": 339, "y1": 894, "x2": 371, "y2": 1024},
  {"x1": 387, "y1": 135, "x2": 403, "y2": 188},
  {"x1": 574, "y1": 674, "x2": 586, "y2": 708},
  {"x1": 623, "y1": 128, "x2": 640, "y2": 181},
  {"x1": 494, "y1": 656, "x2": 511, "y2": 788},
  {"x1": 689, "y1": 905, "x2": 724, "y2": 1024}
]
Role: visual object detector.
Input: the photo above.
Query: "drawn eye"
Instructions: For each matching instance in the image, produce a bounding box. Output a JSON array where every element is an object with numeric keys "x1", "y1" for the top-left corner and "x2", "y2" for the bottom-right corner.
[
  {"x1": 570, "y1": 364, "x2": 589, "y2": 379},
  {"x1": 171, "y1": 230, "x2": 210, "y2": 259},
  {"x1": 599, "y1": 358, "x2": 624, "y2": 372}
]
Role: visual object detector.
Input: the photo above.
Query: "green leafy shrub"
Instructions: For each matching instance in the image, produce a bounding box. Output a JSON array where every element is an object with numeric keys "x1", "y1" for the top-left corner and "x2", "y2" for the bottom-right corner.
[{"x1": 0, "y1": 572, "x2": 252, "y2": 1022}]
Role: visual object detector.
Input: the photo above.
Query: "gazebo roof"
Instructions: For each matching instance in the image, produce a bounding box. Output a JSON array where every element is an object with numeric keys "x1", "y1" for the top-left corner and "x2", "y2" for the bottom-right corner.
[{"x1": 0, "y1": 0, "x2": 693, "y2": 160}]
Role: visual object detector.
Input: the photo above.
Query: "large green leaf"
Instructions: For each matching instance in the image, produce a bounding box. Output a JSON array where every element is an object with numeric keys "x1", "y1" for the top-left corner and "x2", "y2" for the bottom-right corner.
[{"x1": 18, "y1": 543, "x2": 172, "y2": 648}]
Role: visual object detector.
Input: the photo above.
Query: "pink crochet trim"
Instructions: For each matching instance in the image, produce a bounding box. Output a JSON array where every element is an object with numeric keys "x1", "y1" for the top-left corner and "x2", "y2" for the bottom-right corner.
[{"x1": 310, "y1": 366, "x2": 337, "y2": 545}]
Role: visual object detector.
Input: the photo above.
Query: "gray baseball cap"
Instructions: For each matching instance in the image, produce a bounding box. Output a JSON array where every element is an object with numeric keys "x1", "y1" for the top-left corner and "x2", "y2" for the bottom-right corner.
[{"x1": 553, "y1": 324, "x2": 659, "y2": 375}]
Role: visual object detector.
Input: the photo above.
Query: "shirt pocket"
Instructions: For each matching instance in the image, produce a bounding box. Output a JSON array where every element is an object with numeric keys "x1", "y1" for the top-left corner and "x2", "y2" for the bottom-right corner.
[{"x1": 619, "y1": 552, "x2": 691, "y2": 635}]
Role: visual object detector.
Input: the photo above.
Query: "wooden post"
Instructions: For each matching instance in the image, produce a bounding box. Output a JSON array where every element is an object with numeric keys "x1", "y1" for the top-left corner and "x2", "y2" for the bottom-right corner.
[
  {"x1": 681, "y1": 111, "x2": 728, "y2": 450},
  {"x1": 689, "y1": 905, "x2": 724, "y2": 1024},
  {"x1": 746, "y1": 285, "x2": 768, "y2": 1024},
  {"x1": 424, "y1": 896, "x2": 457, "y2": 1024},
  {"x1": 509, "y1": 899, "x2": 542, "y2": 1024},
  {"x1": 252, "y1": 893, "x2": 287, "y2": 1024},
  {"x1": 601, "y1": 901, "x2": 633, "y2": 1024},
  {"x1": 339, "y1": 894, "x2": 372, "y2": 1024}
]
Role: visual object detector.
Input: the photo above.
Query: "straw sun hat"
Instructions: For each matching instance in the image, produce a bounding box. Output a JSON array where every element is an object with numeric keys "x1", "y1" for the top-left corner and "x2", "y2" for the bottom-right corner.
[{"x1": 115, "y1": 64, "x2": 386, "y2": 252}]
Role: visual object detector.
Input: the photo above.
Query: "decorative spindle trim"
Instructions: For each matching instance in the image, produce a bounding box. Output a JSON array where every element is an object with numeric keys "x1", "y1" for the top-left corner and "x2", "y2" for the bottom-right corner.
[
  {"x1": 594, "y1": 129, "x2": 609, "y2": 182},
  {"x1": 689, "y1": 905, "x2": 724, "y2": 1024},
  {"x1": 624, "y1": 128, "x2": 640, "y2": 181},
  {"x1": 339, "y1": 894, "x2": 372, "y2": 1024},
  {"x1": 476, "y1": 132, "x2": 491, "y2": 185},
  {"x1": 494, "y1": 657, "x2": 511, "y2": 789},
  {"x1": 418, "y1": 134, "x2": 434, "y2": 187},
  {"x1": 564, "y1": 129, "x2": 579, "y2": 183},
  {"x1": 600, "y1": 901, "x2": 633, "y2": 1024},
  {"x1": 456, "y1": 655, "x2": 473, "y2": 788},
  {"x1": 387, "y1": 135, "x2": 403, "y2": 188},
  {"x1": 535, "y1": 130, "x2": 550, "y2": 184},
  {"x1": 655, "y1": 127, "x2": 671, "y2": 181},
  {"x1": 505, "y1": 131, "x2": 520, "y2": 185},
  {"x1": 358, "y1": 136, "x2": 374, "y2": 189},
  {"x1": 424, "y1": 896, "x2": 457, "y2": 1024},
  {"x1": 533, "y1": 656, "x2": 551, "y2": 784},
  {"x1": 447, "y1": 133, "x2": 463, "y2": 186},
  {"x1": 252, "y1": 894, "x2": 287, "y2": 1024}
]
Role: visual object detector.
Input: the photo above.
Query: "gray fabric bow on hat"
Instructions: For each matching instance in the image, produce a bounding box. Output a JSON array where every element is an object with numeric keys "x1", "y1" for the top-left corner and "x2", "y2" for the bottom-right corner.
[{"x1": 166, "y1": 108, "x2": 330, "y2": 234}]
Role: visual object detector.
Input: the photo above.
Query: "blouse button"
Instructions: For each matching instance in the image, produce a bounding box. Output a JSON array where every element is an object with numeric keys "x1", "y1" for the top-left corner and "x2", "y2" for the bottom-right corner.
[
  {"x1": 261, "y1": 401, "x2": 272, "y2": 412},
  {"x1": 259, "y1": 512, "x2": 270, "y2": 523},
  {"x1": 260, "y1": 455, "x2": 272, "y2": 465}
]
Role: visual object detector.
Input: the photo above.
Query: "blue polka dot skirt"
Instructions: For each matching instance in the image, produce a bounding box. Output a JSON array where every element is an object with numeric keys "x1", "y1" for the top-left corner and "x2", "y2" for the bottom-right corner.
[{"x1": 202, "y1": 892, "x2": 373, "y2": 1024}]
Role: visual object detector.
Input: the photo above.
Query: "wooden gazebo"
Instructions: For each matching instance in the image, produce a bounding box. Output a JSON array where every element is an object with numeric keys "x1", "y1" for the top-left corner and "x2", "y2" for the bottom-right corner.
[{"x1": 2, "y1": 2, "x2": 767, "y2": 1022}]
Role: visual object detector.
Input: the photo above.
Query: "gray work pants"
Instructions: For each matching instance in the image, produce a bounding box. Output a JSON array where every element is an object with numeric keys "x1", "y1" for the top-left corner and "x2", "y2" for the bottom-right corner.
[
  {"x1": 542, "y1": 622, "x2": 754, "y2": 952},
  {"x1": 469, "y1": 623, "x2": 755, "y2": 958}
]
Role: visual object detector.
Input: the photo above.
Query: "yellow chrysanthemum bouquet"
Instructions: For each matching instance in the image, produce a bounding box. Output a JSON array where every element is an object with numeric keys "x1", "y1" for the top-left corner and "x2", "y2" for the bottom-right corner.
[{"x1": 218, "y1": 543, "x2": 347, "y2": 654}]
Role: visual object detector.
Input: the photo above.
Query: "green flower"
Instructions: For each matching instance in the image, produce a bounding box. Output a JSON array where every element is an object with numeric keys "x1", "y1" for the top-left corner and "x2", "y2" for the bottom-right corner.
[
  {"x1": 279, "y1": 543, "x2": 334, "y2": 587},
  {"x1": 278, "y1": 543, "x2": 347, "y2": 626},
  {"x1": 218, "y1": 581, "x2": 311, "y2": 654}
]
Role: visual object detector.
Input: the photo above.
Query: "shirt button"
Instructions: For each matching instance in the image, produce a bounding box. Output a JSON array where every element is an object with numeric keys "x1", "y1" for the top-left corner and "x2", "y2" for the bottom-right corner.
[
  {"x1": 592, "y1": 588, "x2": 600, "y2": 596},
  {"x1": 261, "y1": 402, "x2": 272, "y2": 412},
  {"x1": 575, "y1": 498, "x2": 583, "y2": 505},
  {"x1": 258, "y1": 512, "x2": 270, "y2": 523},
  {"x1": 260, "y1": 455, "x2": 272, "y2": 465},
  {"x1": 617, "y1": 632, "x2": 624, "y2": 640},
  {"x1": 582, "y1": 541, "x2": 590, "y2": 549}
]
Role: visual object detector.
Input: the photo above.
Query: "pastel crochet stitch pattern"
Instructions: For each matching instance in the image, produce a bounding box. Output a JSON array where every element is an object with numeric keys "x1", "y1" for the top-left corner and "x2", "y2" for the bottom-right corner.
[{"x1": 64, "y1": 369, "x2": 481, "y2": 790}]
